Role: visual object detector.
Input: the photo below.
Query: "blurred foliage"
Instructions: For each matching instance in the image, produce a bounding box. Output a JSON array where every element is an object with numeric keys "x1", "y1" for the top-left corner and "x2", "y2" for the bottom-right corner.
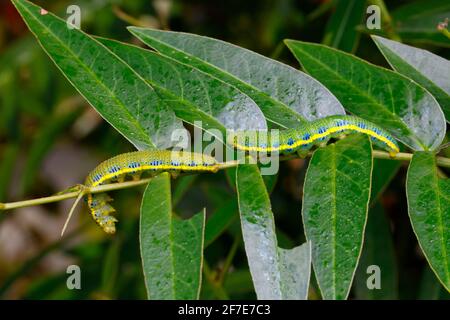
[{"x1": 0, "y1": 0, "x2": 449, "y2": 300}]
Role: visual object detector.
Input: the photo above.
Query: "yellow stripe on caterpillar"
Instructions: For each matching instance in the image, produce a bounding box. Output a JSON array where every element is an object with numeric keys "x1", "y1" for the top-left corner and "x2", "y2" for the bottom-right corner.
[
  {"x1": 84, "y1": 150, "x2": 218, "y2": 234},
  {"x1": 230, "y1": 115, "x2": 400, "y2": 156}
]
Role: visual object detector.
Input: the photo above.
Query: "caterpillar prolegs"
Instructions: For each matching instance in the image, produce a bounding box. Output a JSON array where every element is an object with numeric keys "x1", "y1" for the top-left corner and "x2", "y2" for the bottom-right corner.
[
  {"x1": 229, "y1": 115, "x2": 400, "y2": 157},
  {"x1": 84, "y1": 150, "x2": 218, "y2": 234}
]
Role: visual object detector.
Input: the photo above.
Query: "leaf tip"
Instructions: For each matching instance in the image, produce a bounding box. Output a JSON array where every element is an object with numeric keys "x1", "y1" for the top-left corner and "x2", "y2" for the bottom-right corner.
[
  {"x1": 127, "y1": 26, "x2": 145, "y2": 33},
  {"x1": 283, "y1": 39, "x2": 296, "y2": 47}
]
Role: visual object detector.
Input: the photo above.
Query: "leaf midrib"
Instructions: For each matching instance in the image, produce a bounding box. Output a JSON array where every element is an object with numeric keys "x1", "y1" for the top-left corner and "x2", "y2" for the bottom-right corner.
[{"x1": 330, "y1": 145, "x2": 337, "y2": 299}]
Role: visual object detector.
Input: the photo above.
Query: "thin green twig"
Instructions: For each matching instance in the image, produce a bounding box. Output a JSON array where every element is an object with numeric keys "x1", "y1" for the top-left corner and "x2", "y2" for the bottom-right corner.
[
  {"x1": 0, "y1": 178, "x2": 154, "y2": 211},
  {"x1": 372, "y1": 150, "x2": 450, "y2": 168}
]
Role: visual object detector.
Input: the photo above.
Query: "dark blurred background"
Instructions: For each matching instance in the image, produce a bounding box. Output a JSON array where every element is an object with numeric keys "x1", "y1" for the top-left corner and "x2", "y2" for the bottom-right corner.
[{"x1": 0, "y1": 0, "x2": 449, "y2": 299}]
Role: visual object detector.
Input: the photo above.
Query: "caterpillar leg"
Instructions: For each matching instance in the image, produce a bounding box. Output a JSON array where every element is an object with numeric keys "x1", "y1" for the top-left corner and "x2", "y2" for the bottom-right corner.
[
  {"x1": 131, "y1": 172, "x2": 142, "y2": 181},
  {"x1": 296, "y1": 149, "x2": 310, "y2": 158},
  {"x1": 59, "y1": 185, "x2": 117, "y2": 235},
  {"x1": 170, "y1": 171, "x2": 180, "y2": 179},
  {"x1": 317, "y1": 141, "x2": 328, "y2": 148}
]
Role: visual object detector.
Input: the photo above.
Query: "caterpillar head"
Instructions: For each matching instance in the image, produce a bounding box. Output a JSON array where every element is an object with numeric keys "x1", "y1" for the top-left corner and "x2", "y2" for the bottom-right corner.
[{"x1": 98, "y1": 215, "x2": 118, "y2": 234}]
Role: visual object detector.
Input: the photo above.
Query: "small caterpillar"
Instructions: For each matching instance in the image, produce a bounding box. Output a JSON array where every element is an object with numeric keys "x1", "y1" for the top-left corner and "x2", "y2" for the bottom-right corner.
[
  {"x1": 228, "y1": 115, "x2": 400, "y2": 157},
  {"x1": 84, "y1": 150, "x2": 218, "y2": 234}
]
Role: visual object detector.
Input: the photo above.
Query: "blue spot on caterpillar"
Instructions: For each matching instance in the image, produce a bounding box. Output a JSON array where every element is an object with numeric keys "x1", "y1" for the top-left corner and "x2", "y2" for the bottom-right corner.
[
  {"x1": 229, "y1": 115, "x2": 400, "y2": 156},
  {"x1": 85, "y1": 150, "x2": 218, "y2": 234}
]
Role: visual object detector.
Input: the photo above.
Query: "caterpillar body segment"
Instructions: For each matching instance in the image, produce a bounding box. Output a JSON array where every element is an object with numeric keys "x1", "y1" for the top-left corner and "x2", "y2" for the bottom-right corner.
[
  {"x1": 229, "y1": 115, "x2": 400, "y2": 157},
  {"x1": 85, "y1": 150, "x2": 219, "y2": 234}
]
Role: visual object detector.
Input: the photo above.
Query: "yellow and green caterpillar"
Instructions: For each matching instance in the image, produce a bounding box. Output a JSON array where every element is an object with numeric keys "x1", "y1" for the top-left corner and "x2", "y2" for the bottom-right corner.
[
  {"x1": 84, "y1": 150, "x2": 218, "y2": 234},
  {"x1": 229, "y1": 115, "x2": 400, "y2": 157},
  {"x1": 81, "y1": 115, "x2": 399, "y2": 234}
]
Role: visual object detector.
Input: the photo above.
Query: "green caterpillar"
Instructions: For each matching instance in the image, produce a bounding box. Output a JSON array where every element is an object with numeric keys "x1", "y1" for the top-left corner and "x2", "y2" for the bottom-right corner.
[
  {"x1": 84, "y1": 150, "x2": 218, "y2": 234},
  {"x1": 79, "y1": 115, "x2": 398, "y2": 234},
  {"x1": 229, "y1": 115, "x2": 400, "y2": 157}
]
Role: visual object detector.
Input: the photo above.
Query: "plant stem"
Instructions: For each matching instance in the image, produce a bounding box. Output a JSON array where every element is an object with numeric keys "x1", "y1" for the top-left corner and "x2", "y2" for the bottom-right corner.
[
  {"x1": 0, "y1": 178, "x2": 153, "y2": 211},
  {"x1": 372, "y1": 150, "x2": 450, "y2": 168},
  {"x1": 0, "y1": 150, "x2": 448, "y2": 212},
  {"x1": 112, "y1": 5, "x2": 152, "y2": 28}
]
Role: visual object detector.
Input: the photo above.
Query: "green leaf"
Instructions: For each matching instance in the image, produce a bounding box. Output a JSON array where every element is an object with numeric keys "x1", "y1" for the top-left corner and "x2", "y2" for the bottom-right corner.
[
  {"x1": 392, "y1": 0, "x2": 450, "y2": 47},
  {"x1": 285, "y1": 39, "x2": 446, "y2": 151},
  {"x1": 278, "y1": 243, "x2": 312, "y2": 299},
  {"x1": 236, "y1": 163, "x2": 311, "y2": 300},
  {"x1": 98, "y1": 38, "x2": 267, "y2": 133},
  {"x1": 12, "y1": 0, "x2": 183, "y2": 150},
  {"x1": 302, "y1": 134, "x2": 372, "y2": 299},
  {"x1": 226, "y1": 165, "x2": 278, "y2": 195},
  {"x1": 354, "y1": 202, "x2": 398, "y2": 299},
  {"x1": 322, "y1": 0, "x2": 366, "y2": 52},
  {"x1": 372, "y1": 35, "x2": 450, "y2": 122},
  {"x1": 128, "y1": 27, "x2": 345, "y2": 129},
  {"x1": 406, "y1": 151, "x2": 450, "y2": 292},
  {"x1": 140, "y1": 173, "x2": 205, "y2": 299}
]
